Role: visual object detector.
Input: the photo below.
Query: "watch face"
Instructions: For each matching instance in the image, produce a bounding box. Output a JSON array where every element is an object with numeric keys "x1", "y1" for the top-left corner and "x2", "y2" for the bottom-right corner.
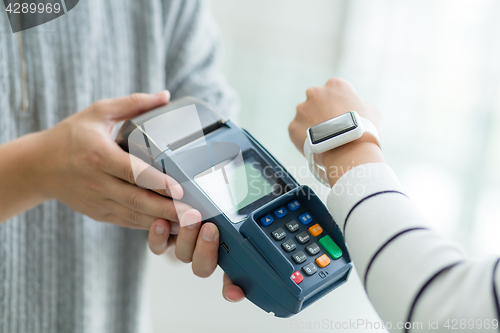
[{"x1": 309, "y1": 112, "x2": 358, "y2": 144}]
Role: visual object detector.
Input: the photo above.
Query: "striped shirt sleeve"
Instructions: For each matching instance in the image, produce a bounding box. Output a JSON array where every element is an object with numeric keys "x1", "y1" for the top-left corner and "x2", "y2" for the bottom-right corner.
[{"x1": 326, "y1": 163, "x2": 500, "y2": 332}]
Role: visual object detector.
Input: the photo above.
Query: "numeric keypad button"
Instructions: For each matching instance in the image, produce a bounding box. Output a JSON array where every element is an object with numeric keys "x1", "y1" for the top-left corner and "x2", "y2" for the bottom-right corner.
[
  {"x1": 305, "y1": 243, "x2": 320, "y2": 256},
  {"x1": 271, "y1": 228, "x2": 286, "y2": 241},
  {"x1": 281, "y1": 239, "x2": 296, "y2": 253},
  {"x1": 285, "y1": 220, "x2": 300, "y2": 233},
  {"x1": 295, "y1": 231, "x2": 310, "y2": 244},
  {"x1": 292, "y1": 251, "x2": 307, "y2": 264},
  {"x1": 302, "y1": 262, "x2": 317, "y2": 276}
]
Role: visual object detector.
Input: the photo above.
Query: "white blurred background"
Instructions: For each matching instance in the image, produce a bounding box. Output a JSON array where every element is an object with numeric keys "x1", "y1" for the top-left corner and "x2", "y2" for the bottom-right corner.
[{"x1": 146, "y1": 1, "x2": 500, "y2": 332}]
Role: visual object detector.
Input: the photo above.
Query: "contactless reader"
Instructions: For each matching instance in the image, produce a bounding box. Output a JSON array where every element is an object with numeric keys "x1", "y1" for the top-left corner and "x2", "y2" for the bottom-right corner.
[{"x1": 116, "y1": 97, "x2": 352, "y2": 317}]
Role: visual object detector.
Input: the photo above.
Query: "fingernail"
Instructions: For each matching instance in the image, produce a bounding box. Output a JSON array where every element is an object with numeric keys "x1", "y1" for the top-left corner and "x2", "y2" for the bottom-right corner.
[
  {"x1": 187, "y1": 222, "x2": 201, "y2": 230},
  {"x1": 223, "y1": 292, "x2": 234, "y2": 303},
  {"x1": 182, "y1": 213, "x2": 200, "y2": 229},
  {"x1": 202, "y1": 224, "x2": 216, "y2": 242},
  {"x1": 155, "y1": 90, "x2": 170, "y2": 100},
  {"x1": 155, "y1": 223, "x2": 167, "y2": 235},
  {"x1": 169, "y1": 185, "x2": 183, "y2": 200}
]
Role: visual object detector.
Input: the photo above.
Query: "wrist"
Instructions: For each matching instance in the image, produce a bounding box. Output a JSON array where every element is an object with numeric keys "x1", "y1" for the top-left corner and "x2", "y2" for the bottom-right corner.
[
  {"x1": 0, "y1": 131, "x2": 55, "y2": 222},
  {"x1": 26, "y1": 129, "x2": 64, "y2": 201},
  {"x1": 320, "y1": 134, "x2": 385, "y2": 187}
]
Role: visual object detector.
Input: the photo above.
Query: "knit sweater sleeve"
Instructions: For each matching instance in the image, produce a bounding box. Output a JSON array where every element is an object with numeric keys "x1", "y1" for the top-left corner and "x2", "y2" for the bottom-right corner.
[
  {"x1": 326, "y1": 163, "x2": 500, "y2": 332},
  {"x1": 162, "y1": 0, "x2": 239, "y2": 119}
]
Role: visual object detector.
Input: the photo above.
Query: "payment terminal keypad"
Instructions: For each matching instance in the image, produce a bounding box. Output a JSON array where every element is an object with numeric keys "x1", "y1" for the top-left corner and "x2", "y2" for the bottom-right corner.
[
  {"x1": 285, "y1": 220, "x2": 300, "y2": 233},
  {"x1": 271, "y1": 228, "x2": 286, "y2": 241},
  {"x1": 295, "y1": 231, "x2": 310, "y2": 244},
  {"x1": 257, "y1": 199, "x2": 344, "y2": 285},
  {"x1": 305, "y1": 243, "x2": 320, "y2": 256},
  {"x1": 302, "y1": 262, "x2": 318, "y2": 276},
  {"x1": 292, "y1": 251, "x2": 307, "y2": 264},
  {"x1": 281, "y1": 239, "x2": 296, "y2": 252}
]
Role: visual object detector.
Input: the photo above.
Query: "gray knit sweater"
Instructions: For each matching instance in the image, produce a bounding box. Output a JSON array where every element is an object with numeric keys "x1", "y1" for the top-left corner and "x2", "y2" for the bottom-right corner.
[{"x1": 0, "y1": 1, "x2": 237, "y2": 332}]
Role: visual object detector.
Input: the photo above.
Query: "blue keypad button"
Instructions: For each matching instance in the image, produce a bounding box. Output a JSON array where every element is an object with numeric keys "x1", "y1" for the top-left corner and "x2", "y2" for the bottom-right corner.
[
  {"x1": 287, "y1": 200, "x2": 301, "y2": 211},
  {"x1": 299, "y1": 213, "x2": 313, "y2": 225},
  {"x1": 260, "y1": 215, "x2": 274, "y2": 226},
  {"x1": 274, "y1": 207, "x2": 287, "y2": 219}
]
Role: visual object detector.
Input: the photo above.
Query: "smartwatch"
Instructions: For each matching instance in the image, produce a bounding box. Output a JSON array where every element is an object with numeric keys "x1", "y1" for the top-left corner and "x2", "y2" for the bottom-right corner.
[{"x1": 303, "y1": 111, "x2": 381, "y2": 186}]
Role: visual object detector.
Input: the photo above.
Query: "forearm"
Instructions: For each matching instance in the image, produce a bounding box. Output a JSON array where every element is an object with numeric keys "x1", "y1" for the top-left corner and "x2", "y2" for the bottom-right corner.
[
  {"x1": 0, "y1": 131, "x2": 50, "y2": 223},
  {"x1": 321, "y1": 134, "x2": 385, "y2": 187},
  {"x1": 288, "y1": 76, "x2": 499, "y2": 330},
  {"x1": 325, "y1": 161, "x2": 499, "y2": 332}
]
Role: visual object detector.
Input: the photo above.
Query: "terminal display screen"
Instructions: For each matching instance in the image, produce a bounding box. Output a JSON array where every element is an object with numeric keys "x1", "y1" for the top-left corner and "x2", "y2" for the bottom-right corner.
[{"x1": 194, "y1": 150, "x2": 288, "y2": 222}]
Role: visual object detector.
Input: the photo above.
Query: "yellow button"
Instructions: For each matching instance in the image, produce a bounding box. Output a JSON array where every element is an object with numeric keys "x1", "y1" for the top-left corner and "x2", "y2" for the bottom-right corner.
[
  {"x1": 308, "y1": 224, "x2": 323, "y2": 237},
  {"x1": 315, "y1": 254, "x2": 330, "y2": 268}
]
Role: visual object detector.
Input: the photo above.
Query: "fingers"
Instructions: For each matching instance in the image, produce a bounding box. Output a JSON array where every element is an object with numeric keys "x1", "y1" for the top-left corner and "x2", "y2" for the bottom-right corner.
[
  {"x1": 222, "y1": 273, "x2": 245, "y2": 302},
  {"x1": 134, "y1": 164, "x2": 184, "y2": 199},
  {"x1": 103, "y1": 176, "x2": 192, "y2": 223},
  {"x1": 93, "y1": 91, "x2": 170, "y2": 122},
  {"x1": 174, "y1": 212, "x2": 223, "y2": 280},
  {"x1": 325, "y1": 77, "x2": 351, "y2": 89},
  {"x1": 104, "y1": 199, "x2": 159, "y2": 228},
  {"x1": 288, "y1": 120, "x2": 307, "y2": 155},
  {"x1": 167, "y1": 234, "x2": 177, "y2": 249},
  {"x1": 101, "y1": 214, "x2": 149, "y2": 230},
  {"x1": 172, "y1": 215, "x2": 244, "y2": 300},
  {"x1": 175, "y1": 209, "x2": 202, "y2": 263},
  {"x1": 148, "y1": 219, "x2": 171, "y2": 255},
  {"x1": 170, "y1": 222, "x2": 179, "y2": 235},
  {"x1": 191, "y1": 223, "x2": 219, "y2": 278},
  {"x1": 103, "y1": 147, "x2": 183, "y2": 199}
]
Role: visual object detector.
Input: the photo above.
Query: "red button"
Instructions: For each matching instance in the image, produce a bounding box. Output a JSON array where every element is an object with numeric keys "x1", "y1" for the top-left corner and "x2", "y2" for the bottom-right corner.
[{"x1": 291, "y1": 271, "x2": 303, "y2": 284}]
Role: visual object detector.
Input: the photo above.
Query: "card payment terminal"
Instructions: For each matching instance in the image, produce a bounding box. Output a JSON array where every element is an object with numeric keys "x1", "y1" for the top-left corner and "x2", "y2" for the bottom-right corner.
[{"x1": 115, "y1": 97, "x2": 352, "y2": 317}]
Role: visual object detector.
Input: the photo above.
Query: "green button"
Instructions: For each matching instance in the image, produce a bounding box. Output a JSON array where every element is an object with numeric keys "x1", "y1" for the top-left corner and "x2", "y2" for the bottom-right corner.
[{"x1": 318, "y1": 236, "x2": 343, "y2": 260}]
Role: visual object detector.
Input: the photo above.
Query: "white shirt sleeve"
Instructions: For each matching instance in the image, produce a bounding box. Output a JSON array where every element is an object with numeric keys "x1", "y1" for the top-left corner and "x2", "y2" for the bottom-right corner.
[{"x1": 326, "y1": 163, "x2": 500, "y2": 332}]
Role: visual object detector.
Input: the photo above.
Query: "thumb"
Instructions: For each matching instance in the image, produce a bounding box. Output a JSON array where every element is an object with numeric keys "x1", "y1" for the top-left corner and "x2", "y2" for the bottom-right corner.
[
  {"x1": 222, "y1": 273, "x2": 245, "y2": 302},
  {"x1": 93, "y1": 91, "x2": 171, "y2": 122}
]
